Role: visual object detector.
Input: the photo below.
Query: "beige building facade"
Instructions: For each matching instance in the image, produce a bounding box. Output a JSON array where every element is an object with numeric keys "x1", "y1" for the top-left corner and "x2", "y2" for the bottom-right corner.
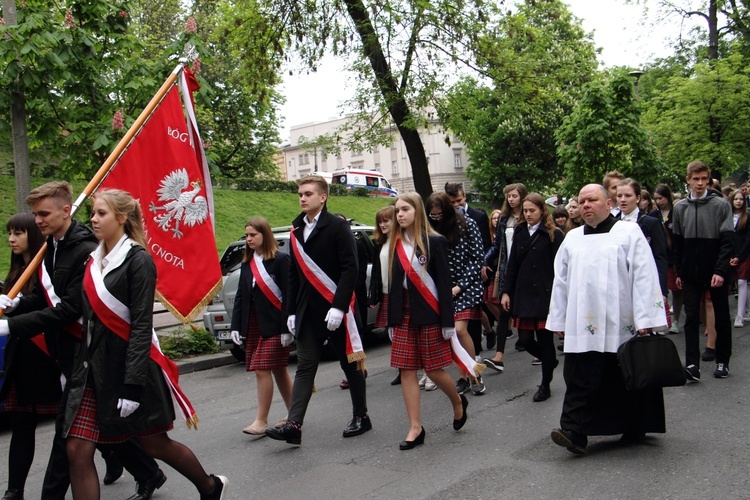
[{"x1": 281, "y1": 112, "x2": 474, "y2": 193}]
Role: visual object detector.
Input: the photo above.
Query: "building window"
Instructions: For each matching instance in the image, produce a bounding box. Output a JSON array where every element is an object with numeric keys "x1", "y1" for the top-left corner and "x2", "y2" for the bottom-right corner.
[
  {"x1": 391, "y1": 141, "x2": 397, "y2": 150},
  {"x1": 298, "y1": 154, "x2": 304, "y2": 165},
  {"x1": 374, "y1": 163, "x2": 380, "y2": 171},
  {"x1": 352, "y1": 149, "x2": 362, "y2": 157},
  {"x1": 454, "y1": 153, "x2": 462, "y2": 169},
  {"x1": 304, "y1": 153, "x2": 310, "y2": 165},
  {"x1": 392, "y1": 161, "x2": 399, "y2": 176},
  {"x1": 373, "y1": 146, "x2": 379, "y2": 153}
]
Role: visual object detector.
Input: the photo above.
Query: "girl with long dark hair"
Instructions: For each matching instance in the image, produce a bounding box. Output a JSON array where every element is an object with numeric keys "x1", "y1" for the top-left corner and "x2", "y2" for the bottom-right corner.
[{"x1": 0, "y1": 214, "x2": 61, "y2": 500}]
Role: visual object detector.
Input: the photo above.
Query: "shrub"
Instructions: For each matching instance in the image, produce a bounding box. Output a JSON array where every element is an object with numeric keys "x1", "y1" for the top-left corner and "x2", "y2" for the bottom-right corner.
[
  {"x1": 328, "y1": 183, "x2": 350, "y2": 196},
  {"x1": 160, "y1": 326, "x2": 218, "y2": 360},
  {"x1": 232, "y1": 178, "x2": 298, "y2": 193},
  {"x1": 353, "y1": 187, "x2": 371, "y2": 197}
]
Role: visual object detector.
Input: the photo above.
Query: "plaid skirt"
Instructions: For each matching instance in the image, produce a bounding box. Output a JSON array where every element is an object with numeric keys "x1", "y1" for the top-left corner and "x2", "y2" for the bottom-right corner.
[
  {"x1": 2, "y1": 381, "x2": 58, "y2": 415},
  {"x1": 512, "y1": 317, "x2": 546, "y2": 330},
  {"x1": 483, "y1": 281, "x2": 500, "y2": 304},
  {"x1": 390, "y1": 295, "x2": 453, "y2": 371},
  {"x1": 454, "y1": 305, "x2": 481, "y2": 321},
  {"x1": 374, "y1": 293, "x2": 389, "y2": 328},
  {"x1": 737, "y1": 258, "x2": 750, "y2": 280},
  {"x1": 245, "y1": 308, "x2": 291, "y2": 371},
  {"x1": 68, "y1": 385, "x2": 172, "y2": 444}
]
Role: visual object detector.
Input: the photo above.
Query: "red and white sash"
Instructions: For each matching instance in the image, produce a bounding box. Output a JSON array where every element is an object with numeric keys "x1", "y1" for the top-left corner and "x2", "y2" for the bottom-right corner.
[
  {"x1": 39, "y1": 264, "x2": 83, "y2": 341},
  {"x1": 83, "y1": 243, "x2": 198, "y2": 429},
  {"x1": 395, "y1": 238, "x2": 483, "y2": 379},
  {"x1": 249, "y1": 252, "x2": 283, "y2": 311},
  {"x1": 290, "y1": 227, "x2": 365, "y2": 368}
]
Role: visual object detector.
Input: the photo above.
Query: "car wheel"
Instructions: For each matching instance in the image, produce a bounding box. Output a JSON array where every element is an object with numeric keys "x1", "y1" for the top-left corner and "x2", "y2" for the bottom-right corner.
[{"x1": 230, "y1": 346, "x2": 246, "y2": 363}]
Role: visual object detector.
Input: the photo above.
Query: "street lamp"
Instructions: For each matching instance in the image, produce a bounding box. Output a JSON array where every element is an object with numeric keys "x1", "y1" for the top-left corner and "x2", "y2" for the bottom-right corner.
[{"x1": 629, "y1": 70, "x2": 645, "y2": 100}]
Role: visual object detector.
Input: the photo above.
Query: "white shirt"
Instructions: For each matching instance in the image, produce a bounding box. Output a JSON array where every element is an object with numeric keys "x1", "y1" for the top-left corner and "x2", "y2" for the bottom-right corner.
[
  {"x1": 303, "y1": 211, "x2": 322, "y2": 241},
  {"x1": 528, "y1": 222, "x2": 540, "y2": 236},
  {"x1": 620, "y1": 208, "x2": 639, "y2": 223}
]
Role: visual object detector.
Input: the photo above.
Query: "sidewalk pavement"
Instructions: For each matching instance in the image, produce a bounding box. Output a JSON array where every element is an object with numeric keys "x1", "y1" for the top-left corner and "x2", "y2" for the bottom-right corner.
[{"x1": 175, "y1": 351, "x2": 239, "y2": 375}]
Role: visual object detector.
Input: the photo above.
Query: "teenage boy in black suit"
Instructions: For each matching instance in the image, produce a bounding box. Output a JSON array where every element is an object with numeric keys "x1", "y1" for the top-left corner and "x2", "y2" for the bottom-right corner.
[{"x1": 267, "y1": 175, "x2": 370, "y2": 445}]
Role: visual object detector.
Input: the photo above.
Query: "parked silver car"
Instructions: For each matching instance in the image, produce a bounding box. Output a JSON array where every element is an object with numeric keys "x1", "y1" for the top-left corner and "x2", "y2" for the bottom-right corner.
[{"x1": 203, "y1": 222, "x2": 379, "y2": 361}]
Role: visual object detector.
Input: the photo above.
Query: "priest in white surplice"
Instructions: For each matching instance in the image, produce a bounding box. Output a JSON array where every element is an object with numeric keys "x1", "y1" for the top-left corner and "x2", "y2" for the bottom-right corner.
[{"x1": 547, "y1": 184, "x2": 668, "y2": 455}]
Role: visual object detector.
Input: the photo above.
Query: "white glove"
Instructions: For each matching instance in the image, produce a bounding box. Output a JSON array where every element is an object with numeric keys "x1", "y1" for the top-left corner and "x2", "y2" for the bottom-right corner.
[
  {"x1": 286, "y1": 315, "x2": 296, "y2": 336},
  {"x1": 324, "y1": 308, "x2": 345, "y2": 331},
  {"x1": 442, "y1": 327, "x2": 456, "y2": 341},
  {"x1": 0, "y1": 294, "x2": 20, "y2": 312},
  {"x1": 280, "y1": 333, "x2": 294, "y2": 347},
  {"x1": 230, "y1": 330, "x2": 242, "y2": 346},
  {"x1": 60, "y1": 374, "x2": 67, "y2": 391},
  {"x1": 0, "y1": 320, "x2": 8, "y2": 337},
  {"x1": 117, "y1": 398, "x2": 140, "y2": 418},
  {"x1": 388, "y1": 327, "x2": 394, "y2": 342}
]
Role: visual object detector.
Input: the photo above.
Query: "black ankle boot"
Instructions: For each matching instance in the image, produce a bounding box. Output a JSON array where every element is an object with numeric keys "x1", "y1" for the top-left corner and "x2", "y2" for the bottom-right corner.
[{"x1": 2, "y1": 490, "x2": 24, "y2": 500}]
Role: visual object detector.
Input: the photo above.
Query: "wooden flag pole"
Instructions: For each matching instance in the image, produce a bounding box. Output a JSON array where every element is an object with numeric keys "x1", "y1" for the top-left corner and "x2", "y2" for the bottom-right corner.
[{"x1": 0, "y1": 63, "x2": 185, "y2": 318}]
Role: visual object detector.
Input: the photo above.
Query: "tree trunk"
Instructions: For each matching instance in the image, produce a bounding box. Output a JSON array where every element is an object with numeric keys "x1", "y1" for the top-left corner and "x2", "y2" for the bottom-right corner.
[
  {"x1": 708, "y1": 0, "x2": 719, "y2": 60},
  {"x1": 2, "y1": 0, "x2": 31, "y2": 212},
  {"x1": 342, "y1": 0, "x2": 433, "y2": 200}
]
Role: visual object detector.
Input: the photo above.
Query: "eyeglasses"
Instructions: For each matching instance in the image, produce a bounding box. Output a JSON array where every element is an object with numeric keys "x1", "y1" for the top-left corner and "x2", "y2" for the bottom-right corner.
[{"x1": 428, "y1": 212, "x2": 443, "y2": 220}]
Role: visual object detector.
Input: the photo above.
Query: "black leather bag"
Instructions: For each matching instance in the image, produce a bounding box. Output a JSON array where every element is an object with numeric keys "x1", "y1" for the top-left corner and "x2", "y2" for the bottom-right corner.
[{"x1": 617, "y1": 334, "x2": 686, "y2": 391}]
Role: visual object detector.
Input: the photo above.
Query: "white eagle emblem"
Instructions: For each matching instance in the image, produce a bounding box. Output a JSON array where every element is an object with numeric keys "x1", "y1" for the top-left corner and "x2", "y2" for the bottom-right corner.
[{"x1": 149, "y1": 168, "x2": 209, "y2": 239}]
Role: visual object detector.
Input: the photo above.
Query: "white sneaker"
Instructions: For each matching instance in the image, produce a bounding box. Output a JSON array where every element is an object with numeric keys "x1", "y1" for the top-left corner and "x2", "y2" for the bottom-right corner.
[
  {"x1": 744, "y1": 313, "x2": 750, "y2": 322},
  {"x1": 418, "y1": 373, "x2": 427, "y2": 390},
  {"x1": 424, "y1": 377, "x2": 438, "y2": 391},
  {"x1": 668, "y1": 323, "x2": 680, "y2": 334},
  {"x1": 734, "y1": 317, "x2": 744, "y2": 328}
]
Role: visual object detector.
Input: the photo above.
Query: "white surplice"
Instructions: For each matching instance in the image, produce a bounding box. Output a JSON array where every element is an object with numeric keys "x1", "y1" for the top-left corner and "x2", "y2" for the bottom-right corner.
[{"x1": 546, "y1": 220, "x2": 668, "y2": 353}]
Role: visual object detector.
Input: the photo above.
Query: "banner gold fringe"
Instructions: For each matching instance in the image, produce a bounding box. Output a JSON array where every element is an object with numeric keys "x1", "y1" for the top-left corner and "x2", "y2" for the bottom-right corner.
[
  {"x1": 468, "y1": 362, "x2": 486, "y2": 382},
  {"x1": 186, "y1": 414, "x2": 200, "y2": 430},
  {"x1": 155, "y1": 278, "x2": 223, "y2": 326}
]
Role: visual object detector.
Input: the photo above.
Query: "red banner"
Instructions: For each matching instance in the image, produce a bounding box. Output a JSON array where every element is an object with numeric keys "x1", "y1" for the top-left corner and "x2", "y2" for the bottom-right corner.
[{"x1": 98, "y1": 69, "x2": 221, "y2": 322}]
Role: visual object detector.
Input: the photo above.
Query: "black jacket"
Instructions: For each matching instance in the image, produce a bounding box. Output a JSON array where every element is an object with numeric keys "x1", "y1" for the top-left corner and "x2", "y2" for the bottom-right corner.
[
  {"x1": 9, "y1": 219, "x2": 98, "y2": 378},
  {"x1": 388, "y1": 235, "x2": 454, "y2": 328},
  {"x1": 288, "y1": 208, "x2": 360, "y2": 336},
  {"x1": 368, "y1": 243, "x2": 385, "y2": 306},
  {"x1": 502, "y1": 223, "x2": 563, "y2": 320},
  {"x1": 64, "y1": 245, "x2": 174, "y2": 437},
  {"x1": 231, "y1": 252, "x2": 291, "y2": 338},
  {"x1": 466, "y1": 205, "x2": 491, "y2": 252}
]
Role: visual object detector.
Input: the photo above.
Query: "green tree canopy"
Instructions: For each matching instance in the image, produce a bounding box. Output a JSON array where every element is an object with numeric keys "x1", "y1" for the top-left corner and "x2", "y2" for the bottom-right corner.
[
  {"x1": 555, "y1": 73, "x2": 672, "y2": 195},
  {"x1": 641, "y1": 50, "x2": 750, "y2": 179},
  {"x1": 441, "y1": 0, "x2": 598, "y2": 199}
]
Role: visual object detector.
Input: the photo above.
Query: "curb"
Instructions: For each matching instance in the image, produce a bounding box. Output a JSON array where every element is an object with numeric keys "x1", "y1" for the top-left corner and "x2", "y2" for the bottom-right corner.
[{"x1": 176, "y1": 352, "x2": 240, "y2": 375}]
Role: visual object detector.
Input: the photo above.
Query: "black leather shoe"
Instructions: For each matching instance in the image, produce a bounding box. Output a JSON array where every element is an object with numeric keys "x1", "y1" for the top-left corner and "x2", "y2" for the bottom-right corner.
[
  {"x1": 125, "y1": 469, "x2": 167, "y2": 500},
  {"x1": 453, "y1": 394, "x2": 469, "y2": 431},
  {"x1": 390, "y1": 372, "x2": 402, "y2": 385},
  {"x1": 2, "y1": 490, "x2": 23, "y2": 500},
  {"x1": 101, "y1": 449, "x2": 123, "y2": 485},
  {"x1": 342, "y1": 414, "x2": 372, "y2": 438},
  {"x1": 551, "y1": 428, "x2": 587, "y2": 455},
  {"x1": 533, "y1": 385, "x2": 551, "y2": 402},
  {"x1": 399, "y1": 427, "x2": 426, "y2": 450},
  {"x1": 266, "y1": 422, "x2": 302, "y2": 445}
]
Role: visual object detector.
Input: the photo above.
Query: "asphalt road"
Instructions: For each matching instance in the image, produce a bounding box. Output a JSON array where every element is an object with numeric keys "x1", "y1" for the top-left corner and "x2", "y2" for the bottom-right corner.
[{"x1": 2, "y1": 322, "x2": 749, "y2": 499}]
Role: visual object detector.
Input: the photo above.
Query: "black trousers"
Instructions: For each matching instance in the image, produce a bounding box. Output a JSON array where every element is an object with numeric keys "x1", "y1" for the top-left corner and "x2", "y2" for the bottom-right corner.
[
  {"x1": 517, "y1": 328, "x2": 557, "y2": 385},
  {"x1": 288, "y1": 319, "x2": 368, "y2": 425},
  {"x1": 468, "y1": 318, "x2": 482, "y2": 355},
  {"x1": 41, "y1": 396, "x2": 160, "y2": 499},
  {"x1": 682, "y1": 280, "x2": 732, "y2": 366}
]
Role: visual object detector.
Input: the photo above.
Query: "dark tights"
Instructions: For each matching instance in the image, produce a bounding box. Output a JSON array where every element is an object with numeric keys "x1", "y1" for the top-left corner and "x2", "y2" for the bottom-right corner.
[
  {"x1": 517, "y1": 328, "x2": 557, "y2": 386},
  {"x1": 7, "y1": 412, "x2": 40, "y2": 491},
  {"x1": 139, "y1": 433, "x2": 214, "y2": 495}
]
